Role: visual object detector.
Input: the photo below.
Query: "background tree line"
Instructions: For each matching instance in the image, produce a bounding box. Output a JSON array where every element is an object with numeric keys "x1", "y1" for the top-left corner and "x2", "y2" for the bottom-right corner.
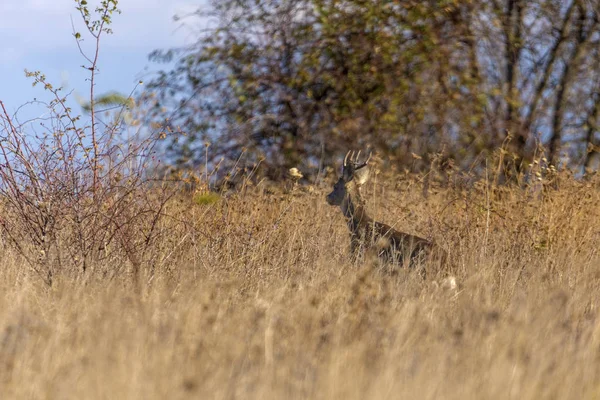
[{"x1": 144, "y1": 0, "x2": 600, "y2": 181}]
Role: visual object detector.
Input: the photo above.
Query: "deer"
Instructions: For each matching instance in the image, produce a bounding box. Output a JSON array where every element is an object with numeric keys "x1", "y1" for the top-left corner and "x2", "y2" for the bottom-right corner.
[{"x1": 326, "y1": 151, "x2": 443, "y2": 273}]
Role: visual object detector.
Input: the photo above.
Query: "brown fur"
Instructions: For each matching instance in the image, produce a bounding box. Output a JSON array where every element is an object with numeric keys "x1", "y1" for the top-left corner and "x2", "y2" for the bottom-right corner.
[{"x1": 326, "y1": 152, "x2": 442, "y2": 270}]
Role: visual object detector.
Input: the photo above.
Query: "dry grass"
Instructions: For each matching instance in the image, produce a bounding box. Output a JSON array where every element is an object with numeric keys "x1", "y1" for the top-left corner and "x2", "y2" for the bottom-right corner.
[{"x1": 1, "y1": 173, "x2": 600, "y2": 399}]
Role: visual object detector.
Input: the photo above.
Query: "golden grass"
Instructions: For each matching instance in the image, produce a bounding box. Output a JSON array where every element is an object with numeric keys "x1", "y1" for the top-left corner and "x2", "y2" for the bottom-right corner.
[{"x1": 1, "y1": 174, "x2": 600, "y2": 399}]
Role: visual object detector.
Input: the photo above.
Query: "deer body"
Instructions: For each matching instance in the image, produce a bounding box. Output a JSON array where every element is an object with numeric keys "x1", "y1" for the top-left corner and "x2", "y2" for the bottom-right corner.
[{"x1": 327, "y1": 151, "x2": 437, "y2": 269}]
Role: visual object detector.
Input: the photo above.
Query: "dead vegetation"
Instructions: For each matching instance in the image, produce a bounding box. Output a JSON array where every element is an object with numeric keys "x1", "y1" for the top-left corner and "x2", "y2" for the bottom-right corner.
[
  {"x1": 0, "y1": 170, "x2": 599, "y2": 399},
  {"x1": 3, "y1": 2, "x2": 599, "y2": 398}
]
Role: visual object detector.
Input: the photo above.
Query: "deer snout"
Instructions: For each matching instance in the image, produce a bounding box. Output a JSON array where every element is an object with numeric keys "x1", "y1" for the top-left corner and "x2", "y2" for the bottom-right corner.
[
  {"x1": 326, "y1": 192, "x2": 335, "y2": 205},
  {"x1": 326, "y1": 191, "x2": 343, "y2": 206}
]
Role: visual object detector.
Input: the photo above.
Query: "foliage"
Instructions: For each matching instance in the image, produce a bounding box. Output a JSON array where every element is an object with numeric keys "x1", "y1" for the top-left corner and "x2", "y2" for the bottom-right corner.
[
  {"x1": 193, "y1": 191, "x2": 221, "y2": 205},
  {"x1": 79, "y1": 91, "x2": 134, "y2": 113},
  {"x1": 146, "y1": 0, "x2": 600, "y2": 180}
]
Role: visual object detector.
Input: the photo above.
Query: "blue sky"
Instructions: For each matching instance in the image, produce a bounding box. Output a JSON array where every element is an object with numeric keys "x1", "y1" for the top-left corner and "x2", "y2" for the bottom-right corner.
[{"x1": 0, "y1": 0, "x2": 206, "y2": 119}]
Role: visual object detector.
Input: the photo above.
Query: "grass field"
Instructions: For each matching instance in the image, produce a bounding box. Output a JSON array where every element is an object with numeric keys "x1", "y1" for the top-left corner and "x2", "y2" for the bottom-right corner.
[{"x1": 1, "y1": 172, "x2": 599, "y2": 399}]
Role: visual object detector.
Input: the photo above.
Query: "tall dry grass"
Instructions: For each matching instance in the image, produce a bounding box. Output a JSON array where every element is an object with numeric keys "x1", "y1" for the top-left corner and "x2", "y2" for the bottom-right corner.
[{"x1": 1, "y1": 172, "x2": 600, "y2": 399}]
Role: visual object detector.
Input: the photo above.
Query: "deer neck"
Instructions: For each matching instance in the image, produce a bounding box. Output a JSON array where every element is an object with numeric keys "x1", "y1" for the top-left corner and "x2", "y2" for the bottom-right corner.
[{"x1": 340, "y1": 184, "x2": 370, "y2": 234}]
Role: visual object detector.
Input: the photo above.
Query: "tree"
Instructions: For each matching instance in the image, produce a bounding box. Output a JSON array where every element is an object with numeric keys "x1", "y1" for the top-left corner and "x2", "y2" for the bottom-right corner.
[{"x1": 145, "y1": 0, "x2": 600, "y2": 180}]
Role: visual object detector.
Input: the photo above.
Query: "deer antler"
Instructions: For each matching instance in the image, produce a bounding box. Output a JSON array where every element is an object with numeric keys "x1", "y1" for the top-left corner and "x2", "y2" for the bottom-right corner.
[
  {"x1": 344, "y1": 150, "x2": 372, "y2": 168},
  {"x1": 344, "y1": 150, "x2": 352, "y2": 167}
]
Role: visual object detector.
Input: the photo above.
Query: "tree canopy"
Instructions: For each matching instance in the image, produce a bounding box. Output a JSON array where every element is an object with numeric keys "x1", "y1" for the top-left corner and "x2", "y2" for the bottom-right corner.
[{"x1": 145, "y1": 0, "x2": 600, "y2": 180}]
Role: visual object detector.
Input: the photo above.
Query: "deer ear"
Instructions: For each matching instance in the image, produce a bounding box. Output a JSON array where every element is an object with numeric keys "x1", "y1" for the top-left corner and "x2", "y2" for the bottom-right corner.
[{"x1": 353, "y1": 164, "x2": 370, "y2": 185}]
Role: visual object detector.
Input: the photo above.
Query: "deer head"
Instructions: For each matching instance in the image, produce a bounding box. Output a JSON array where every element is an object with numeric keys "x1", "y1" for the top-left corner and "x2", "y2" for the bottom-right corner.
[{"x1": 326, "y1": 151, "x2": 372, "y2": 206}]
